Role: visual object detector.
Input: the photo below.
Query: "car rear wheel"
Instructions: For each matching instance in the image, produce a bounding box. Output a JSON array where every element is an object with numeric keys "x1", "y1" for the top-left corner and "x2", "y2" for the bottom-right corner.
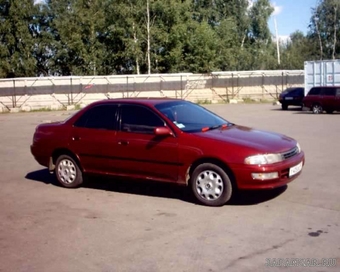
[
  {"x1": 312, "y1": 104, "x2": 323, "y2": 114},
  {"x1": 281, "y1": 103, "x2": 288, "y2": 110},
  {"x1": 191, "y1": 163, "x2": 232, "y2": 206},
  {"x1": 55, "y1": 155, "x2": 83, "y2": 188}
]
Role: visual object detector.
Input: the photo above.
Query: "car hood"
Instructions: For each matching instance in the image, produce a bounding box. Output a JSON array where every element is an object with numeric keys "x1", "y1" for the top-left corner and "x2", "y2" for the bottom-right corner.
[{"x1": 193, "y1": 125, "x2": 296, "y2": 153}]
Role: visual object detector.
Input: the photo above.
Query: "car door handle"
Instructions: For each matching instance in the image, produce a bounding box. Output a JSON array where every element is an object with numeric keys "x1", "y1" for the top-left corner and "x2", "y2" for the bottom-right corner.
[
  {"x1": 72, "y1": 136, "x2": 81, "y2": 141},
  {"x1": 118, "y1": 140, "x2": 129, "y2": 146}
]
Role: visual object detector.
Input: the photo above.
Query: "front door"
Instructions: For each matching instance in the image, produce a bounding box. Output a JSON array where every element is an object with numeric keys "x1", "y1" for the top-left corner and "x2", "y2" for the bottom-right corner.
[{"x1": 115, "y1": 104, "x2": 179, "y2": 182}]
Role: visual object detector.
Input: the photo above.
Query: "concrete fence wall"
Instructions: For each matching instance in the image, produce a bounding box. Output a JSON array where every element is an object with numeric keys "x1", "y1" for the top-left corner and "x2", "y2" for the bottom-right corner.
[{"x1": 0, "y1": 70, "x2": 304, "y2": 112}]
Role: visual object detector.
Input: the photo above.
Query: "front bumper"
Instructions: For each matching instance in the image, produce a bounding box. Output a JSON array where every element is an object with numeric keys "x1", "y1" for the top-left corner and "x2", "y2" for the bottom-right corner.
[{"x1": 231, "y1": 151, "x2": 305, "y2": 190}]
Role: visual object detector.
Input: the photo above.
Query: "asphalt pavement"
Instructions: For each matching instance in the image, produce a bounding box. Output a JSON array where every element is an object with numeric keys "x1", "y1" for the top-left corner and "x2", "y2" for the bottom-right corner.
[{"x1": 0, "y1": 104, "x2": 339, "y2": 272}]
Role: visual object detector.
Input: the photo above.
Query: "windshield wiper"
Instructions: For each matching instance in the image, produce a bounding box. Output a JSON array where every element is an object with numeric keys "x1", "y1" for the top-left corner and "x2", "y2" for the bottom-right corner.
[{"x1": 201, "y1": 123, "x2": 233, "y2": 132}]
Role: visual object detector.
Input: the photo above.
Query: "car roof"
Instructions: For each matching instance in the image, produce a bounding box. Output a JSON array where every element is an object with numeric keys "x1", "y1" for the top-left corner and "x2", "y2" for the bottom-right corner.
[
  {"x1": 89, "y1": 97, "x2": 184, "y2": 107},
  {"x1": 285, "y1": 87, "x2": 304, "y2": 91},
  {"x1": 312, "y1": 86, "x2": 340, "y2": 88}
]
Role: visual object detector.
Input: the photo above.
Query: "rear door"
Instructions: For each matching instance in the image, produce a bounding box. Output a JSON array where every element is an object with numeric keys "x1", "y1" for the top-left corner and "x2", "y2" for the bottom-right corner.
[
  {"x1": 115, "y1": 104, "x2": 179, "y2": 182},
  {"x1": 336, "y1": 88, "x2": 340, "y2": 111},
  {"x1": 305, "y1": 87, "x2": 321, "y2": 108},
  {"x1": 321, "y1": 88, "x2": 336, "y2": 110},
  {"x1": 70, "y1": 104, "x2": 120, "y2": 174}
]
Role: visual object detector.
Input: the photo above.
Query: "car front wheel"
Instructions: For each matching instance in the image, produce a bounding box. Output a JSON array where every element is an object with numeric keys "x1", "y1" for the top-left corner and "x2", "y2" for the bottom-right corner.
[
  {"x1": 281, "y1": 103, "x2": 288, "y2": 110},
  {"x1": 312, "y1": 104, "x2": 323, "y2": 114},
  {"x1": 190, "y1": 163, "x2": 233, "y2": 206},
  {"x1": 55, "y1": 155, "x2": 83, "y2": 188}
]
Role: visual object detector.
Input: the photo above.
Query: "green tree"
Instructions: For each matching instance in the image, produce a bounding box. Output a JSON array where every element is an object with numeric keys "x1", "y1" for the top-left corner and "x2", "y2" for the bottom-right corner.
[
  {"x1": 0, "y1": 0, "x2": 38, "y2": 77},
  {"x1": 45, "y1": 0, "x2": 106, "y2": 76},
  {"x1": 247, "y1": 0, "x2": 275, "y2": 69},
  {"x1": 280, "y1": 31, "x2": 314, "y2": 69},
  {"x1": 309, "y1": 0, "x2": 340, "y2": 60}
]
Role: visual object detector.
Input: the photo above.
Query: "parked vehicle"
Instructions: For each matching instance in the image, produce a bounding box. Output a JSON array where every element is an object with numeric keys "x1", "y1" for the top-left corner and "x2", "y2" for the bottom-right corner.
[
  {"x1": 31, "y1": 98, "x2": 305, "y2": 206},
  {"x1": 279, "y1": 87, "x2": 305, "y2": 110},
  {"x1": 303, "y1": 86, "x2": 340, "y2": 114}
]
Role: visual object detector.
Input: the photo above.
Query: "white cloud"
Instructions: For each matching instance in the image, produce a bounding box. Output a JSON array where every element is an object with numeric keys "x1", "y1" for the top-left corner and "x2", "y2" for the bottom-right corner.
[
  {"x1": 271, "y1": 2, "x2": 283, "y2": 16},
  {"x1": 272, "y1": 35, "x2": 291, "y2": 44}
]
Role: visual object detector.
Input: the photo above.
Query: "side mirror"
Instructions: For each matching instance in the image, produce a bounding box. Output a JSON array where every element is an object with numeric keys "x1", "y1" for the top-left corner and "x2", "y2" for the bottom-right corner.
[{"x1": 154, "y1": 126, "x2": 173, "y2": 137}]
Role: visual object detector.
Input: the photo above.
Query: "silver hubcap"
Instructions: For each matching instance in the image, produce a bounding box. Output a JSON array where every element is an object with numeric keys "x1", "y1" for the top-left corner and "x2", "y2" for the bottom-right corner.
[
  {"x1": 57, "y1": 159, "x2": 77, "y2": 184},
  {"x1": 195, "y1": 170, "x2": 224, "y2": 201},
  {"x1": 313, "y1": 105, "x2": 322, "y2": 114}
]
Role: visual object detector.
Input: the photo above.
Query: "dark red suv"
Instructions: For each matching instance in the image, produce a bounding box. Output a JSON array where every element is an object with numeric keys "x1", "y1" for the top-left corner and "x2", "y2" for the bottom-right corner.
[
  {"x1": 31, "y1": 98, "x2": 305, "y2": 206},
  {"x1": 303, "y1": 86, "x2": 340, "y2": 114}
]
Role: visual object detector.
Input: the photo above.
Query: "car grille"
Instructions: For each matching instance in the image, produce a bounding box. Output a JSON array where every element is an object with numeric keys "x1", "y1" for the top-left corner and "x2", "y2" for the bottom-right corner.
[{"x1": 281, "y1": 146, "x2": 299, "y2": 160}]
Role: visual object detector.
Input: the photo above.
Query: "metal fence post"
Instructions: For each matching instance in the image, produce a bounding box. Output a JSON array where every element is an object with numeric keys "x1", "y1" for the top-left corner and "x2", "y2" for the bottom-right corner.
[
  {"x1": 126, "y1": 76, "x2": 129, "y2": 98},
  {"x1": 262, "y1": 73, "x2": 265, "y2": 99},
  {"x1": 232, "y1": 73, "x2": 234, "y2": 99},
  {"x1": 70, "y1": 77, "x2": 73, "y2": 105},
  {"x1": 180, "y1": 75, "x2": 183, "y2": 99},
  {"x1": 12, "y1": 79, "x2": 16, "y2": 108}
]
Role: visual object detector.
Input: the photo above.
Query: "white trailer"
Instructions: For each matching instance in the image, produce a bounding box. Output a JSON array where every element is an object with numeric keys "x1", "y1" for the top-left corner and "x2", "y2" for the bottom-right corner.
[{"x1": 304, "y1": 59, "x2": 340, "y2": 96}]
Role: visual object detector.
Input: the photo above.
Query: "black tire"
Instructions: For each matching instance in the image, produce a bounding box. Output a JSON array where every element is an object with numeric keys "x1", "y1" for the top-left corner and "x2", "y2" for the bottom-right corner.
[
  {"x1": 190, "y1": 163, "x2": 233, "y2": 206},
  {"x1": 281, "y1": 104, "x2": 288, "y2": 110},
  {"x1": 55, "y1": 154, "x2": 83, "y2": 188},
  {"x1": 312, "y1": 104, "x2": 323, "y2": 114}
]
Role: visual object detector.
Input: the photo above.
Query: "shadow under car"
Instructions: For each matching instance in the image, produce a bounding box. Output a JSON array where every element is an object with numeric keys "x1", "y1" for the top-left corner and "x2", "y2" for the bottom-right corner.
[{"x1": 26, "y1": 169, "x2": 288, "y2": 206}]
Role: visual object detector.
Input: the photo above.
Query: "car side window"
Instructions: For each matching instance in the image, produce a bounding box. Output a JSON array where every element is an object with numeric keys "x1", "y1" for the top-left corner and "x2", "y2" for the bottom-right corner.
[
  {"x1": 74, "y1": 105, "x2": 118, "y2": 130},
  {"x1": 120, "y1": 105, "x2": 165, "y2": 134},
  {"x1": 297, "y1": 89, "x2": 304, "y2": 96},
  {"x1": 308, "y1": 88, "x2": 321, "y2": 95},
  {"x1": 322, "y1": 88, "x2": 336, "y2": 96},
  {"x1": 336, "y1": 89, "x2": 340, "y2": 96}
]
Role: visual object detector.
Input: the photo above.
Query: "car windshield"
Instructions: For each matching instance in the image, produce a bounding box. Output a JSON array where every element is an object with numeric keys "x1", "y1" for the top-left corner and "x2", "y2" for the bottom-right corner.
[{"x1": 155, "y1": 101, "x2": 232, "y2": 133}]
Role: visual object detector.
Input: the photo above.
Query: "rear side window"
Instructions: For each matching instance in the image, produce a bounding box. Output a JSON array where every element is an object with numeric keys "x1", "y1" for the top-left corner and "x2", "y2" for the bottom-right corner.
[
  {"x1": 120, "y1": 105, "x2": 165, "y2": 134},
  {"x1": 296, "y1": 88, "x2": 304, "y2": 96},
  {"x1": 308, "y1": 88, "x2": 321, "y2": 95},
  {"x1": 322, "y1": 88, "x2": 336, "y2": 96},
  {"x1": 288, "y1": 88, "x2": 304, "y2": 96},
  {"x1": 74, "y1": 104, "x2": 118, "y2": 130}
]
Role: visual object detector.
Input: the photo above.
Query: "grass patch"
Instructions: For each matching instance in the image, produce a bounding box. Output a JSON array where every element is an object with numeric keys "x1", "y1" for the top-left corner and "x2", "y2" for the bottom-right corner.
[
  {"x1": 242, "y1": 97, "x2": 274, "y2": 104},
  {"x1": 74, "y1": 104, "x2": 82, "y2": 110},
  {"x1": 29, "y1": 107, "x2": 54, "y2": 112},
  {"x1": 196, "y1": 99, "x2": 212, "y2": 105}
]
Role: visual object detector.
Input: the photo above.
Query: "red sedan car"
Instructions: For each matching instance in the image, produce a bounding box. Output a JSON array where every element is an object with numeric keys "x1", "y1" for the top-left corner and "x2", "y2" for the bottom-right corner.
[{"x1": 31, "y1": 98, "x2": 305, "y2": 206}]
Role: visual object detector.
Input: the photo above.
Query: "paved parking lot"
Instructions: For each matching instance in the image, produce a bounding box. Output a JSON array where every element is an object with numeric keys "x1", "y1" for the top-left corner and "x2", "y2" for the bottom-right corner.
[{"x1": 0, "y1": 103, "x2": 339, "y2": 272}]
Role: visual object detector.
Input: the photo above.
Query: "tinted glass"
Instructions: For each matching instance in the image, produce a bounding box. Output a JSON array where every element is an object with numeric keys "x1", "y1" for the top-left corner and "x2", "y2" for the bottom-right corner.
[
  {"x1": 155, "y1": 101, "x2": 229, "y2": 133},
  {"x1": 287, "y1": 88, "x2": 303, "y2": 96},
  {"x1": 322, "y1": 88, "x2": 336, "y2": 96},
  {"x1": 282, "y1": 88, "x2": 293, "y2": 95},
  {"x1": 336, "y1": 89, "x2": 340, "y2": 96},
  {"x1": 74, "y1": 104, "x2": 117, "y2": 130},
  {"x1": 296, "y1": 88, "x2": 304, "y2": 96},
  {"x1": 121, "y1": 105, "x2": 165, "y2": 134},
  {"x1": 308, "y1": 88, "x2": 321, "y2": 95}
]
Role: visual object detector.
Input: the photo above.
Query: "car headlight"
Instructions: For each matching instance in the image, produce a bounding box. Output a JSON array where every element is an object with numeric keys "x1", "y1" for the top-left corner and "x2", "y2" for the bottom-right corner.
[{"x1": 244, "y1": 153, "x2": 283, "y2": 165}]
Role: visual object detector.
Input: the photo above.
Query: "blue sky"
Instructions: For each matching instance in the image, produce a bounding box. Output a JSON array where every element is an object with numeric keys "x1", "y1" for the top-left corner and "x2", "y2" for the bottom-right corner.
[{"x1": 268, "y1": 0, "x2": 319, "y2": 39}]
